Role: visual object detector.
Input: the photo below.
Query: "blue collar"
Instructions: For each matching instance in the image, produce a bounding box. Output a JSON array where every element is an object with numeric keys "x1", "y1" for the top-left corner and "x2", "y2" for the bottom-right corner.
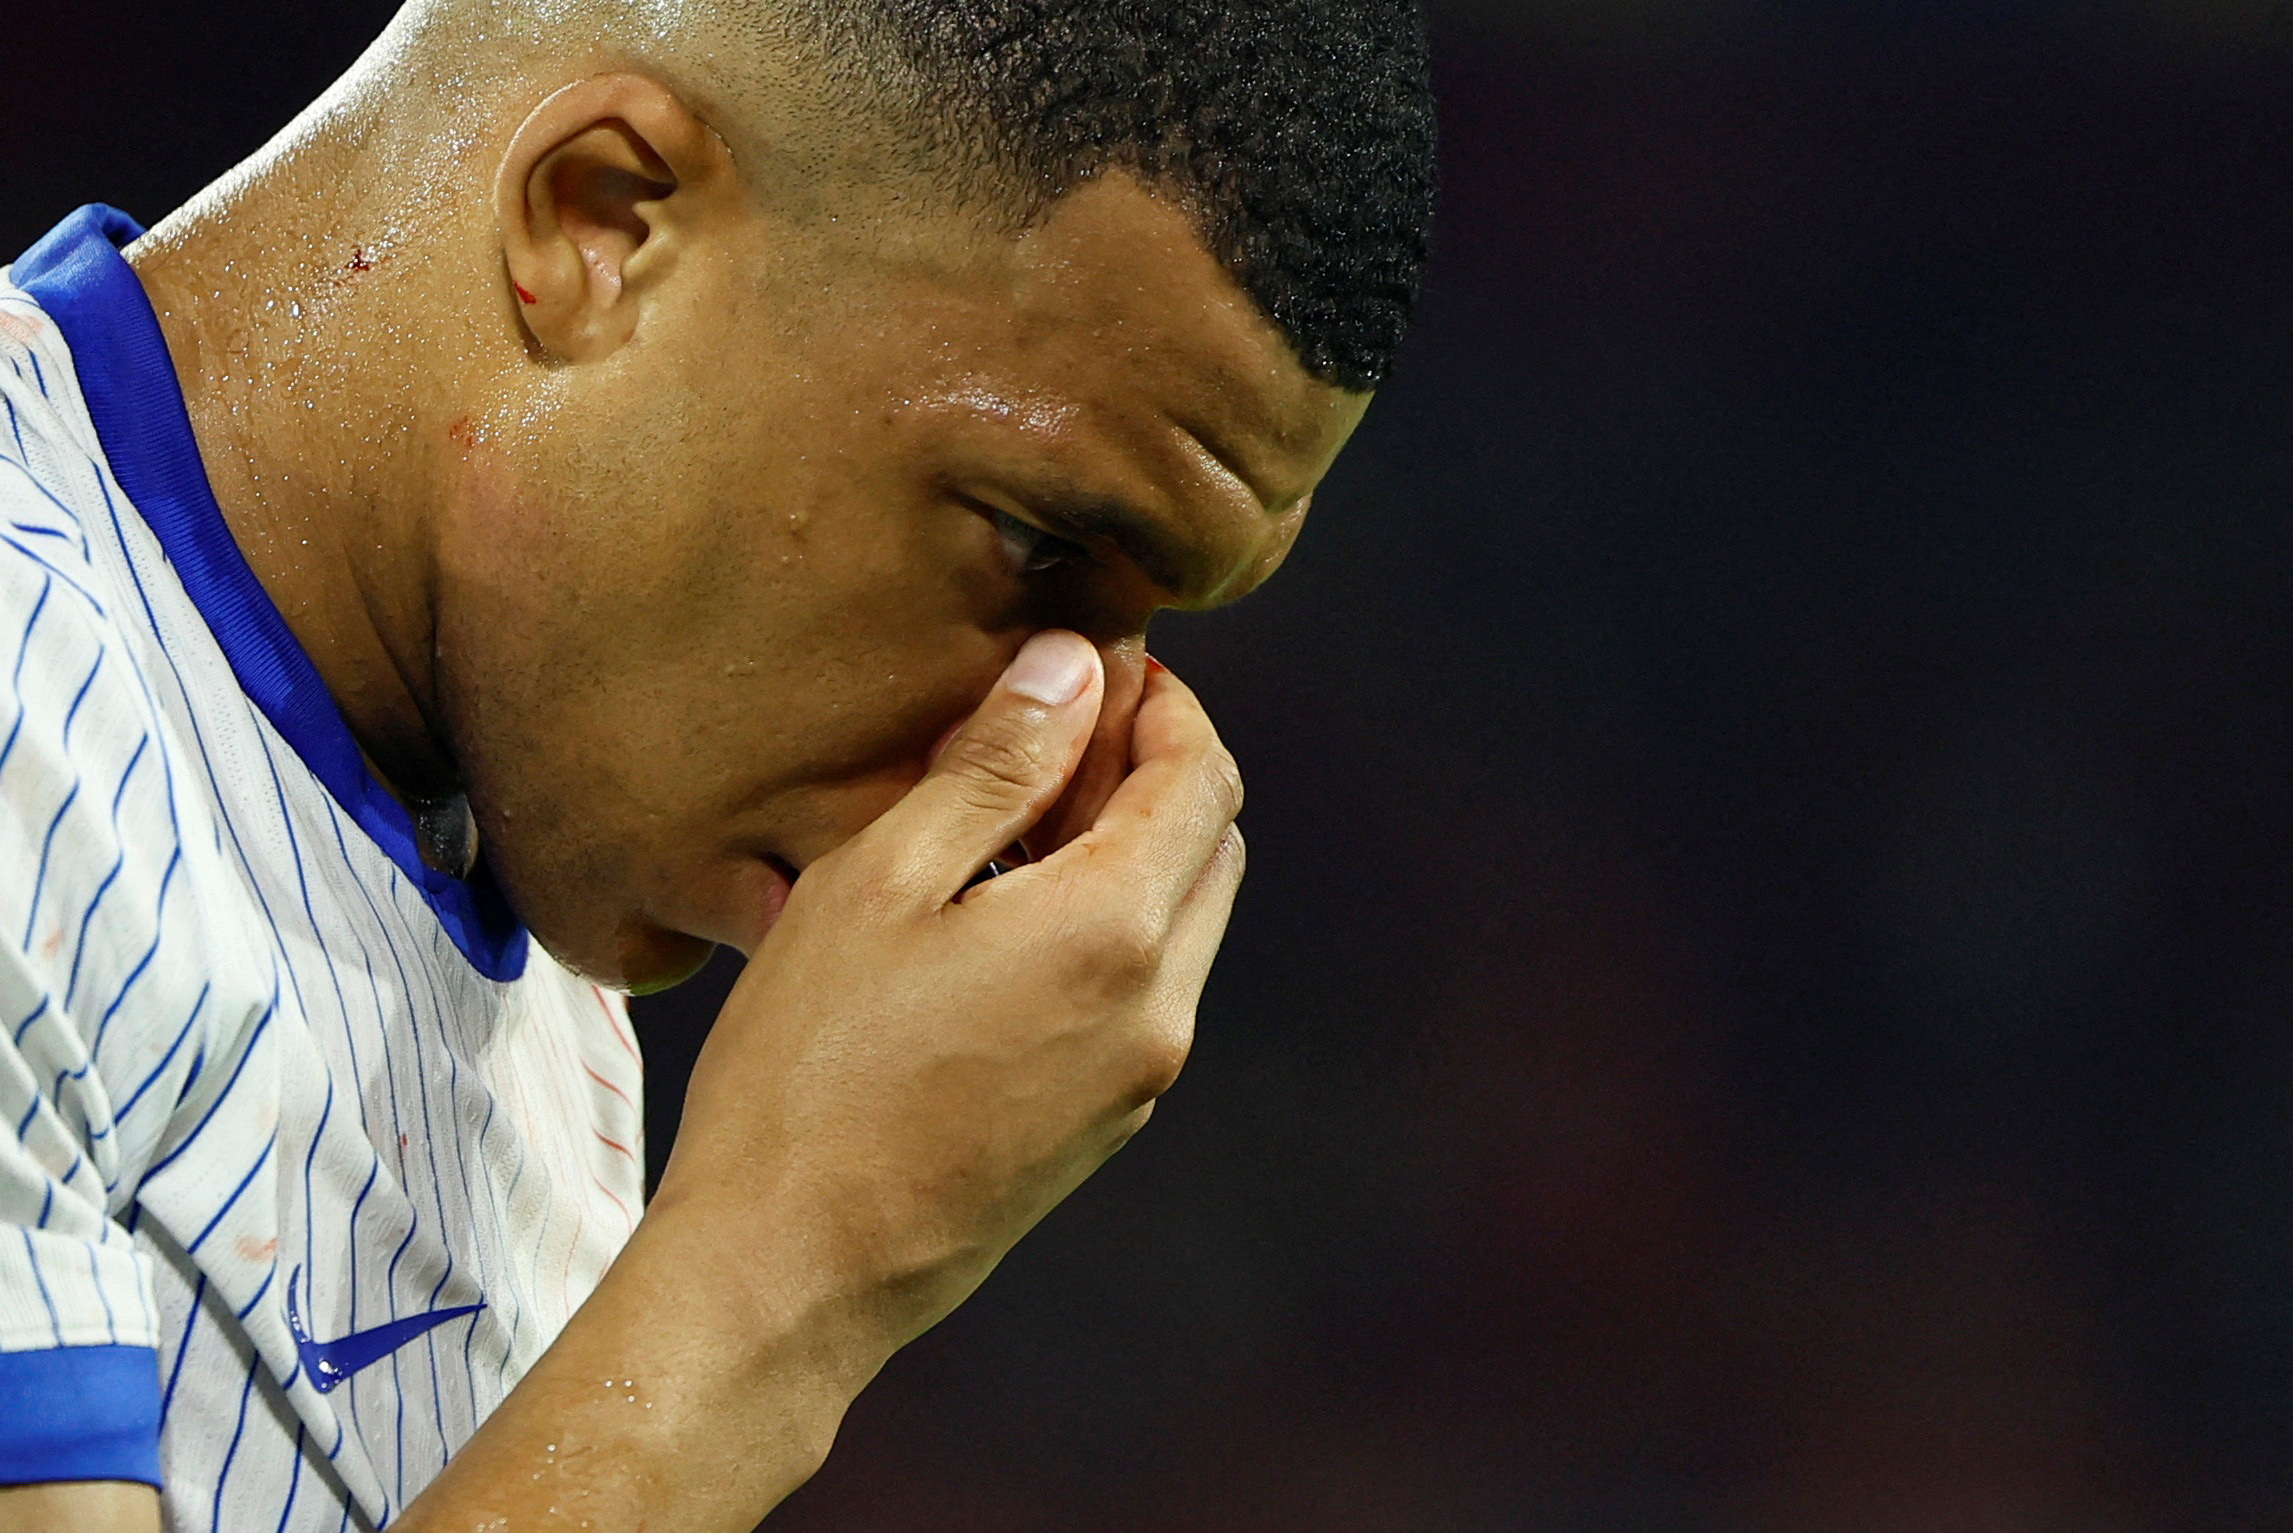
[{"x1": 12, "y1": 206, "x2": 529, "y2": 981}]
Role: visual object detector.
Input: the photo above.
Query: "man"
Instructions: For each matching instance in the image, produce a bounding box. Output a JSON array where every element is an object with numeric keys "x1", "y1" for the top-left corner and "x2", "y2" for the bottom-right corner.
[{"x1": 0, "y1": 0, "x2": 1435, "y2": 1526}]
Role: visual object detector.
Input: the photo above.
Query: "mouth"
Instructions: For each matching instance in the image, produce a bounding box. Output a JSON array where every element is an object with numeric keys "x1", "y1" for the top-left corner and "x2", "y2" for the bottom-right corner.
[{"x1": 754, "y1": 853, "x2": 800, "y2": 944}]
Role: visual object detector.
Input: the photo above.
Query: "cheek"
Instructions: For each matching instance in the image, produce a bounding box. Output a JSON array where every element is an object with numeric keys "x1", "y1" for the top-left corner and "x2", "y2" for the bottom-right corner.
[
  {"x1": 443, "y1": 472, "x2": 978, "y2": 780},
  {"x1": 434, "y1": 369, "x2": 1030, "y2": 836}
]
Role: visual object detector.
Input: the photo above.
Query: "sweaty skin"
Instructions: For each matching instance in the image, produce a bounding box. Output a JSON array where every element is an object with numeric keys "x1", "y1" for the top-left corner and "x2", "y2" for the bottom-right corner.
[
  {"x1": 0, "y1": 13, "x2": 1368, "y2": 1533},
  {"x1": 130, "y1": 67, "x2": 1363, "y2": 993}
]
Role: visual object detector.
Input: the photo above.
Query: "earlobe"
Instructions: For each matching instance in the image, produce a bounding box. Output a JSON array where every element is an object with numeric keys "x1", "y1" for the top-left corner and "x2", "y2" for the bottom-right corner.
[{"x1": 494, "y1": 73, "x2": 729, "y2": 362}]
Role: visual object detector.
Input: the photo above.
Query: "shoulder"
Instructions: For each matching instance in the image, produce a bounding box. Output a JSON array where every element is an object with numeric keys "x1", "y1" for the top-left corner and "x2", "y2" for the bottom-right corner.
[
  {"x1": 0, "y1": 285, "x2": 116, "y2": 565},
  {"x1": 0, "y1": 279, "x2": 177, "y2": 843},
  {"x1": 0, "y1": 522, "x2": 259, "y2": 1008},
  {"x1": 0, "y1": 288, "x2": 264, "y2": 1061}
]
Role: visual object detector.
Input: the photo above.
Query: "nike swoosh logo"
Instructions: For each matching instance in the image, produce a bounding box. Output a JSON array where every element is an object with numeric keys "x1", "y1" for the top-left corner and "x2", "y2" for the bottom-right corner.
[{"x1": 286, "y1": 1266, "x2": 485, "y2": 1394}]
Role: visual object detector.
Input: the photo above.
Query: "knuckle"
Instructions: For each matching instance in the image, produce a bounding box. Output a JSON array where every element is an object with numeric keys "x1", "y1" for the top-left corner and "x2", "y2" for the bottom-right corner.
[
  {"x1": 1126, "y1": 1031, "x2": 1192, "y2": 1101},
  {"x1": 1215, "y1": 825, "x2": 1247, "y2": 884},
  {"x1": 811, "y1": 844, "x2": 918, "y2": 924},
  {"x1": 1198, "y1": 745, "x2": 1245, "y2": 822},
  {"x1": 848, "y1": 859, "x2": 927, "y2": 923},
  {"x1": 1072, "y1": 909, "x2": 1163, "y2": 994},
  {"x1": 941, "y1": 722, "x2": 1049, "y2": 805}
]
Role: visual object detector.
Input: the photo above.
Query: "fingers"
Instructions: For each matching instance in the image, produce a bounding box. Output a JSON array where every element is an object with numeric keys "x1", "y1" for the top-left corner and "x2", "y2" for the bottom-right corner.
[
  {"x1": 835, "y1": 631, "x2": 1104, "y2": 907},
  {"x1": 1054, "y1": 824, "x2": 1245, "y2": 1119},
  {"x1": 1164, "y1": 825, "x2": 1248, "y2": 984},
  {"x1": 1044, "y1": 660, "x2": 1244, "y2": 928},
  {"x1": 1133, "y1": 823, "x2": 1247, "y2": 1088},
  {"x1": 1028, "y1": 639, "x2": 1148, "y2": 857}
]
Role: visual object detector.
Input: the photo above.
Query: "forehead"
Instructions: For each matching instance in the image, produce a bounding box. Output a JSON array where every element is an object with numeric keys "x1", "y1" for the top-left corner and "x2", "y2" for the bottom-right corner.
[
  {"x1": 994, "y1": 175, "x2": 1356, "y2": 491},
  {"x1": 779, "y1": 172, "x2": 1367, "y2": 603}
]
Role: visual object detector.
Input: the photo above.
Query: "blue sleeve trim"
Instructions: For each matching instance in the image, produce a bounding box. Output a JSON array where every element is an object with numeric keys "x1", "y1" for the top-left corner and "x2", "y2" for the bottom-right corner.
[{"x1": 0, "y1": 1344, "x2": 162, "y2": 1487}]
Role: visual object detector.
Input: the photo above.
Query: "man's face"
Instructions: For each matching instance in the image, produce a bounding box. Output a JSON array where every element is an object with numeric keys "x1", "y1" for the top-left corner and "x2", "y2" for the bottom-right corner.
[{"x1": 432, "y1": 172, "x2": 1368, "y2": 990}]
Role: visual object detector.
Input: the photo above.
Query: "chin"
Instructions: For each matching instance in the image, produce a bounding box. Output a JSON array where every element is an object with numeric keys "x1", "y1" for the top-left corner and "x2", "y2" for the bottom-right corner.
[
  {"x1": 615, "y1": 930, "x2": 724, "y2": 996},
  {"x1": 621, "y1": 948, "x2": 723, "y2": 996},
  {"x1": 523, "y1": 914, "x2": 721, "y2": 995},
  {"x1": 490, "y1": 833, "x2": 784, "y2": 993}
]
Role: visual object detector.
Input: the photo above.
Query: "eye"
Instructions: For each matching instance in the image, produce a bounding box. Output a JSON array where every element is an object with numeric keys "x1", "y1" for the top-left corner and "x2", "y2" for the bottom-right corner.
[{"x1": 988, "y1": 506, "x2": 1089, "y2": 576}]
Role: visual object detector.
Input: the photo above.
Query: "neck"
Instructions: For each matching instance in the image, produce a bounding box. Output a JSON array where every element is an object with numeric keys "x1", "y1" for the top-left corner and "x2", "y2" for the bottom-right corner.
[{"x1": 125, "y1": 84, "x2": 498, "y2": 807}]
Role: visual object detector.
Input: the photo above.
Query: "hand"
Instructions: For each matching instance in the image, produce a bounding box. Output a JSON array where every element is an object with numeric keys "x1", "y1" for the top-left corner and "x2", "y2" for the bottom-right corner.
[
  {"x1": 396, "y1": 629, "x2": 1243, "y2": 1533},
  {"x1": 656, "y1": 629, "x2": 1246, "y2": 1348}
]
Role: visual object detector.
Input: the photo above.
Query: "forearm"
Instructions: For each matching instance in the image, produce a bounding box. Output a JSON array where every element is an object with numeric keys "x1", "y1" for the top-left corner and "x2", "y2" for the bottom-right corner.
[
  {"x1": 392, "y1": 1196, "x2": 888, "y2": 1533},
  {"x1": 0, "y1": 1482, "x2": 160, "y2": 1533},
  {"x1": 398, "y1": 647, "x2": 1232, "y2": 1530}
]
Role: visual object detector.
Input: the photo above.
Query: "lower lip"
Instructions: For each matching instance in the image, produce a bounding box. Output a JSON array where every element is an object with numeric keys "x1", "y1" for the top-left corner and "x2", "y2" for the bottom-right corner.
[{"x1": 751, "y1": 858, "x2": 796, "y2": 946}]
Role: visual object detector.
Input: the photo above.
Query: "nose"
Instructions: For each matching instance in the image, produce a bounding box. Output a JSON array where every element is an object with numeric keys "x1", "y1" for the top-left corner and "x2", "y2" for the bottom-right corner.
[{"x1": 1024, "y1": 635, "x2": 1149, "y2": 854}]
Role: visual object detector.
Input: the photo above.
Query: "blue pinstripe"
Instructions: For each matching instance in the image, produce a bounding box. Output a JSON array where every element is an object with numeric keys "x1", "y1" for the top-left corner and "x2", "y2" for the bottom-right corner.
[
  {"x1": 20, "y1": 778, "x2": 83, "y2": 946},
  {"x1": 299, "y1": 791, "x2": 445, "y2": 1503},
  {"x1": 141, "y1": 998, "x2": 276, "y2": 1185},
  {"x1": 274, "y1": 1422, "x2": 307, "y2": 1533},
  {"x1": 268, "y1": 744, "x2": 426, "y2": 1495},
  {"x1": 338, "y1": 1158, "x2": 380, "y2": 1461},
  {"x1": 231, "y1": 1259, "x2": 275, "y2": 1321},
  {"x1": 87, "y1": 842, "x2": 182, "y2": 1055},
  {"x1": 211, "y1": 1358, "x2": 259, "y2": 1533},
  {"x1": 20, "y1": 1227, "x2": 63, "y2": 1345},
  {"x1": 10, "y1": 994, "x2": 49, "y2": 1047},
  {"x1": 0, "y1": 454, "x2": 96, "y2": 556},
  {"x1": 359, "y1": 883, "x2": 491, "y2": 1454},
  {"x1": 59, "y1": 734, "x2": 148, "y2": 1006},
  {"x1": 109, "y1": 981, "x2": 206, "y2": 1130},
  {"x1": 86, "y1": 1241, "x2": 118, "y2": 1344},
  {"x1": 0, "y1": 571, "x2": 54, "y2": 778},
  {"x1": 187, "y1": 1135, "x2": 275, "y2": 1253},
  {"x1": 159, "y1": 1270, "x2": 206, "y2": 1422},
  {"x1": 18, "y1": 649, "x2": 105, "y2": 960},
  {"x1": 0, "y1": 254, "x2": 647, "y2": 1528},
  {"x1": 0, "y1": 529, "x2": 110, "y2": 619},
  {"x1": 285, "y1": 1074, "x2": 333, "y2": 1400},
  {"x1": 353, "y1": 899, "x2": 467, "y2": 1481}
]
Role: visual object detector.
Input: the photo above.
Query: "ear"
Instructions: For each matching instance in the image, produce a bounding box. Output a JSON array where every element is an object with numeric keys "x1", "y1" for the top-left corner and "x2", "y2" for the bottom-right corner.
[{"x1": 494, "y1": 72, "x2": 738, "y2": 362}]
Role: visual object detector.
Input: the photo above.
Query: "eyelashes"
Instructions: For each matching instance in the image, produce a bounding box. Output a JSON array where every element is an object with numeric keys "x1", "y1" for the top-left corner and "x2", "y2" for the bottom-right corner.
[{"x1": 987, "y1": 505, "x2": 1090, "y2": 577}]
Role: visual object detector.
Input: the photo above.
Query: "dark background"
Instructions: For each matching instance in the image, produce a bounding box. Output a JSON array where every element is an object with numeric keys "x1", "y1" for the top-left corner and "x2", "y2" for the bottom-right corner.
[{"x1": 14, "y1": 2, "x2": 2293, "y2": 1526}]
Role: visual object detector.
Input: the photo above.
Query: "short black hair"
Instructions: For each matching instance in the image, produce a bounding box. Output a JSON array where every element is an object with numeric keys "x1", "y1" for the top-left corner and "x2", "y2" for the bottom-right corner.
[{"x1": 816, "y1": 0, "x2": 1438, "y2": 391}]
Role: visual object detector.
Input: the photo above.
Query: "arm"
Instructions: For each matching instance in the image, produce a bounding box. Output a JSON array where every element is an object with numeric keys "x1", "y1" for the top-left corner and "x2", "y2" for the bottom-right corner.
[
  {"x1": 0, "y1": 1484, "x2": 159, "y2": 1533},
  {"x1": 392, "y1": 633, "x2": 1242, "y2": 1530},
  {"x1": 0, "y1": 546, "x2": 246, "y2": 1532},
  {"x1": 10, "y1": 633, "x2": 1237, "y2": 1530}
]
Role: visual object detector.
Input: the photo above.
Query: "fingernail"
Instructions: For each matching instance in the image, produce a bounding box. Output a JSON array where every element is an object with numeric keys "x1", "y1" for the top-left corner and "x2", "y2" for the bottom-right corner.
[{"x1": 1005, "y1": 631, "x2": 1095, "y2": 707}]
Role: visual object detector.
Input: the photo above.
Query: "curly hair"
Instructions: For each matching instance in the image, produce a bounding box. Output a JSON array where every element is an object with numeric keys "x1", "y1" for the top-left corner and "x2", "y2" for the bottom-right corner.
[{"x1": 802, "y1": 0, "x2": 1439, "y2": 390}]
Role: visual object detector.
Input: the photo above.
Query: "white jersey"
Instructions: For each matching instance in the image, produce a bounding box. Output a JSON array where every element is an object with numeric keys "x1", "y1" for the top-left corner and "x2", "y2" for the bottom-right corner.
[{"x1": 0, "y1": 206, "x2": 644, "y2": 1530}]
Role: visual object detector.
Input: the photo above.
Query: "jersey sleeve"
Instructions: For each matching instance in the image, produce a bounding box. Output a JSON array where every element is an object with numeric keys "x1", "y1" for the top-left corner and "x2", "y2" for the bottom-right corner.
[{"x1": 0, "y1": 520, "x2": 201, "y2": 1487}]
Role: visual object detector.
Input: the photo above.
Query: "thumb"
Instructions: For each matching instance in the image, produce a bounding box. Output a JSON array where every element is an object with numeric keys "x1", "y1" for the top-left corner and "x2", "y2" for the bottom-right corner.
[{"x1": 840, "y1": 630, "x2": 1105, "y2": 907}]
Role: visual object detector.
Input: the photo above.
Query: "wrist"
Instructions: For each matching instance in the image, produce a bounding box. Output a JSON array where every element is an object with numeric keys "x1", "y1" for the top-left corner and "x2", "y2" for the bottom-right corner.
[
  {"x1": 392, "y1": 1186, "x2": 895, "y2": 1533},
  {"x1": 625, "y1": 1178, "x2": 903, "y2": 1404}
]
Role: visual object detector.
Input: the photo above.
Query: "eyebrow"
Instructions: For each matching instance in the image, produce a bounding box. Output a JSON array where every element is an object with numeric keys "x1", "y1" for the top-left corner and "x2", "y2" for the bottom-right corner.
[
  {"x1": 1024, "y1": 424, "x2": 1283, "y2": 607},
  {"x1": 1029, "y1": 492, "x2": 1222, "y2": 605}
]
